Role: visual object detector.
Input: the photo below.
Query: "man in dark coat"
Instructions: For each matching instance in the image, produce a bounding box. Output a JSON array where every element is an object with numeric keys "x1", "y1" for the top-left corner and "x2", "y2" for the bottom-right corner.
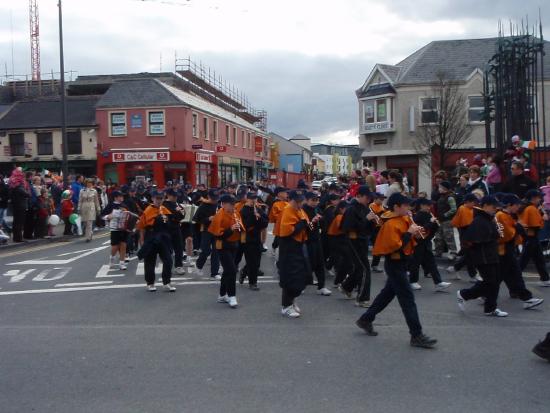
[{"x1": 502, "y1": 161, "x2": 536, "y2": 199}]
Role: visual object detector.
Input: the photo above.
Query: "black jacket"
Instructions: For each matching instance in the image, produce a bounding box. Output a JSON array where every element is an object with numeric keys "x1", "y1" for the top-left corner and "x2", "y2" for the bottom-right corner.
[
  {"x1": 163, "y1": 200, "x2": 185, "y2": 231},
  {"x1": 502, "y1": 174, "x2": 536, "y2": 199},
  {"x1": 9, "y1": 185, "x2": 30, "y2": 211},
  {"x1": 0, "y1": 181, "x2": 9, "y2": 209},
  {"x1": 193, "y1": 202, "x2": 217, "y2": 230},
  {"x1": 413, "y1": 210, "x2": 439, "y2": 242},
  {"x1": 303, "y1": 204, "x2": 322, "y2": 242},
  {"x1": 463, "y1": 208, "x2": 500, "y2": 265},
  {"x1": 341, "y1": 199, "x2": 373, "y2": 240},
  {"x1": 240, "y1": 204, "x2": 269, "y2": 244}
]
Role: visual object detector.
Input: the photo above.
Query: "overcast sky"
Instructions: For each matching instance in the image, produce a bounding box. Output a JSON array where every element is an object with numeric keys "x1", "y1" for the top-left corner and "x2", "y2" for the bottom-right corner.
[{"x1": 0, "y1": 0, "x2": 548, "y2": 144}]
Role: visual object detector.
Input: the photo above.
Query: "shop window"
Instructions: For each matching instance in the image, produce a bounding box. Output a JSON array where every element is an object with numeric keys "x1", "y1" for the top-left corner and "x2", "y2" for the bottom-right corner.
[
  {"x1": 37, "y1": 132, "x2": 53, "y2": 155},
  {"x1": 213, "y1": 120, "x2": 219, "y2": 142},
  {"x1": 110, "y1": 112, "x2": 127, "y2": 136},
  {"x1": 148, "y1": 111, "x2": 165, "y2": 136},
  {"x1": 192, "y1": 113, "x2": 198, "y2": 138},
  {"x1": 67, "y1": 130, "x2": 82, "y2": 155},
  {"x1": 9, "y1": 133, "x2": 24, "y2": 156}
]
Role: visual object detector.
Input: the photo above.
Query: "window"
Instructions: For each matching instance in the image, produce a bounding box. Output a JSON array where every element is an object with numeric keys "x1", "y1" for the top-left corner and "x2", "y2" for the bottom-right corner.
[
  {"x1": 225, "y1": 125, "x2": 230, "y2": 144},
  {"x1": 376, "y1": 99, "x2": 387, "y2": 122},
  {"x1": 247, "y1": 132, "x2": 251, "y2": 149},
  {"x1": 232, "y1": 127, "x2": 237, "y2": 146},
  {"x1": 192, "y1": 114, "x2": 198, "y2": 138},
  {"x1": 364, "y1": 100, "x2": 375, "y2": 123},
  {"x1": 9, "y1": 133, "x2": 24, "y2": 156},
  {"x1": 148, "y1": 111, "x2": 165, "y2": 135},
  {"x1": 242, "y1": 130, "x2": 246, "y2": 148},
  {"x1": 213, "y1": 120, "x2": 218, "y2": 142},
  {"x1": 421, "y1": 98, "x2": 439, "y2": 124},
  {"x1": 203, "y1": 117, "x2": 209, "y2": 140},
  {"x1": 362, "y1": 98, "x2": 393, "y2": 130},
  {"x1": 37, "y1": 132, "x2": 53, "y2": 155},
  {"x1": 468, "y1": 96, "x2": 484, "y2": 123},
  {"x1": 110, "y1": 112, "x2": 126, "y2": 136},
  {"x1": 67, "y1": 130, "x2": 82, "y2": 155}
]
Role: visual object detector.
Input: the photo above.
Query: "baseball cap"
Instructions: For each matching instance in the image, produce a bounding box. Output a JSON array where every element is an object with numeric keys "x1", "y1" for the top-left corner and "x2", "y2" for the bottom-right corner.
[
  {"x1": 151, "y1": 190, "x2": 164, "y2": 198},
  {"x1": 356, "y1": 185, "x2": 372, "y2": 197},
  {"x1": 387, "y1": 193, "x2": 413, "y2": 209},
  {"x1": 208, "y1": 189, "x2": 220, "y2": 200},
  {"x1": 274, "y1": 187, "x2": 288, "y2": 195},
  {"x1": 288, "y1": 190, "x2": 305, "y2": 202},
  {"x1": 220, "y1": 194, "x2": 236, "y2": 204},
  {"x1": 480, "y1": 195, "x2": 502, "y2": 207},
  {"x1": 246, "y1": 192, "x2": 258, "y2": 200},
  {"x1": 463, "y1": 193, "x2": 478, "y2": 203},
  {"x1": 501, "y1": 194, "x2": 522, "y2": 205},
  {"x1": 525, "y1": 189, "x2": 543, "y2": 200},
  {"x1": 305, "y1": 191, "x2": 320, "y2": 200},
  {"x1": 165, "y1": 188, "x2": 178, "y2": 197},
  {"x1": 112, "y1": 190, "x2": 123, "y2": 198}
]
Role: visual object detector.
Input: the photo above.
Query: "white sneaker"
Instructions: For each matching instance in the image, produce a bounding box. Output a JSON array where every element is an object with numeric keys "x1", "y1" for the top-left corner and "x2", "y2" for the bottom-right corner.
[
  {"x1": 410, "y1": 282, "x2": 422, "y2": 290},
  {"x1": 281, "y1": 306, "x2": 300, "y2": 318},
  {"x1": 473, "y1": 274, "x2": 483, "y2": 282},
  {"x1": 183, "y1": 260, "x2": 194, "y2": 267},
  {"x1": 147, "y1": 284, "x2": 157, "y2": 292},
  {"x1": 174, "y1": 267, "x2": 185, "y2": 275},
  {"x1": 371, "y1": 266, "x2": 383, "y2": 273},
  {"x1": 211, "y1": 274, "x2": 222, "y2": 281},
  {"x1": 444, "y1": 252, "x2": 456, "y2": 261},
  {"x1": 293, "y1": 302, "x2": 301, "y2": 314},
  {"x1": 457, "y1": 290, "x2": 466, "y2": 312},
  {"x1": 119, "y1": 261, "x2": 127, "y2": 270},
  {"x1": 194, "y1": 263, "x2": 204, "y2": 276},
  {"x1": 523, "y1": 298, "x2": 544, "y2": 309},
  {"x1": 317, "y1": 287, "x2": 332, "y2": 296},
  {"x1": 435, "y1": 282, "x2": 452, "y2": 292},
  {"x1": 217, "y1": 295, "x2": 229, "y2": 303},
  {"x1": 538, "y1": 280, "x2": 550, "y2": 287},
  {"x1": 164, "y1": 283, "x2": 176, "y2": 292},
  {"x1": 109, "y1": 256, "x2": 117, "y2": 268},
  {"x1": 228, "y1": 296, "x2": 238, "y2": 308},
  {"x1": 485, "y1": 309, "x2": 508, "y2": 317},
  {"x1": 446, "y1": 265, "x2": 456, "y2": 273}
]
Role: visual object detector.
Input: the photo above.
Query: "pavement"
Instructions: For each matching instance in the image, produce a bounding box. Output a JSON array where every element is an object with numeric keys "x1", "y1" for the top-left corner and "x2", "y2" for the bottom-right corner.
[{"x1": 0, "y1": 230, "x2": 549, "y2": 413}]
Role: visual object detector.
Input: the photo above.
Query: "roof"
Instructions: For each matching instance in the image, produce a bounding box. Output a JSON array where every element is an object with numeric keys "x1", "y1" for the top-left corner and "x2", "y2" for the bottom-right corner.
[
  {"x1": 96, "y1": 79, "x2": 182, "y2": 108},
  {"x1": 0, "y1": 96, "x2": 99, "y2": 130},
  {"x1": 269, "y1": 132, "x2": 313, "y2": 155},
  {"x1": 0, "y1": 104, "x2": 12, "y2": 118},
  {"x1": 360, "y1": 37, "x2": 550, "y2": 90},
  {"x1": 357, "y1": 83, "x2": 396, "y2": 99},
  {"x1": 160, "y1": 81, "x2": 262, "y2": 133}
]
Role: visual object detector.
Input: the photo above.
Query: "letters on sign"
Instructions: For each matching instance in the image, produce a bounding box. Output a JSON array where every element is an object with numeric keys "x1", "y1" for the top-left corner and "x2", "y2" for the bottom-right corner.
[
  {"x1": 196, "y1": 153, "x2": 212, "y2": 163},
  {"x1": 112, "y1": 152, "x2": 170, "y2": 162}
]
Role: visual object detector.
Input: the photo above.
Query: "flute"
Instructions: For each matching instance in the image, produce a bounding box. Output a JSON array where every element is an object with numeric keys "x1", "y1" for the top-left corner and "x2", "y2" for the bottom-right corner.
[
  {"x1": 494, "y1": 216, "x2": 504, "y2": 238},
  {"x1": 369, "y1": 206, "x2": 381, "y2": 225},
  {"x1": 233, "y1": 212, "x2": 244, "y2": 232},
  {"x1": 430, "y1": 212, "x2": 440, "y2": 226},
  {"x1": 408, "y1": 211, "x2": 425, "y2": 239}
]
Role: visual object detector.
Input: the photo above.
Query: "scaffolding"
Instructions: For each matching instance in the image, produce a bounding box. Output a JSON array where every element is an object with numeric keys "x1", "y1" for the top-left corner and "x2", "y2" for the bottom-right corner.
[{"x1": 175, "y1": 57, "x2": 267, "y2": 131}]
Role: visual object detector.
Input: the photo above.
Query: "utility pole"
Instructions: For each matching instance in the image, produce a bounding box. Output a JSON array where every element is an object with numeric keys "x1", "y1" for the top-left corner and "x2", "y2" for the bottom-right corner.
[{"x1": 58, "y1": 0, "x2": 68, "y2": 187}]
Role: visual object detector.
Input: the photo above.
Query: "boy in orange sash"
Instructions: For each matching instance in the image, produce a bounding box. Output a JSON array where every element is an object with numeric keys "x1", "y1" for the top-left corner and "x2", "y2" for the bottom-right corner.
[
  {"x1": 208, "y1": 194, "x2": 243, "y2": 308},
  {"x1": 369, "y1": 193, "x2": 386, "y2": 273},
  {"x1": 519, "y1": 190, "x2": 550, "y2": 286},
  {"x1": 268, "y1": 187, "x2": 289, "y2": 257},
  {"x1": 356, "y1": 193, "x2": 437, "y2": 349},
  {"x1": 278, "y1": 190, "x2": 310, "y2": 318}
]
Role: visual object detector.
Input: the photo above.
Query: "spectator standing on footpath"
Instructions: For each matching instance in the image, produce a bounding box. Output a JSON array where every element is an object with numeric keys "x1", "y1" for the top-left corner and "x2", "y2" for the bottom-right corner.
[
  {"x1": 78, "y1": 178, "x2": 101, "y2": 242},
  {"x1": 502, "y1": 161, "x2": 536, "y2": 199},
  {"x1": 8, "y1": 168, "x2": 30, "y2": 243}
]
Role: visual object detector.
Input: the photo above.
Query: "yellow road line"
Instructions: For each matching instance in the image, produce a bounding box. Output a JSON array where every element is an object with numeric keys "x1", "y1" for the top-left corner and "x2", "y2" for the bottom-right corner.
[{"x1": 0, "y1": 232, "x2": 110, "y2": 259}]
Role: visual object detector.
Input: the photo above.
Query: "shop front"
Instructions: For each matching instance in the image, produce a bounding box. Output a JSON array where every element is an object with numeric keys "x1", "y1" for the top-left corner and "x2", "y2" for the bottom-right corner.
[
  {"x1": 218, "y1": 156, "x2": 240, "y2": 186},
  {"x1": 255, "y1": 160, "x2": 271, "y2": 181},
  {"x1": 195, "y1": 152, "x2": 215, "y2": 187},
  {"x1": 240, "y1": 159, "x2": 254, "y2": 182}
]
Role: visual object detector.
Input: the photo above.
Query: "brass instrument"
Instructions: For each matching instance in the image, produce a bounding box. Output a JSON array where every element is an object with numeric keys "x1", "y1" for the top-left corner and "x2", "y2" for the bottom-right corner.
[
  {"x1": 408, "y1": 211, "x2": 425, "y2": 239},
  {"x1": 233, "y1": 212, "x2": 244, "y2": 232},
  {"x1": 494, "y1": 216, "x2": 505, "y2": 238}
]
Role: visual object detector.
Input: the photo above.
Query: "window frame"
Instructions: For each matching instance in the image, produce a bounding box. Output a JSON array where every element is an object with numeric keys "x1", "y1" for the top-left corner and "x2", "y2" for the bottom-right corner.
[
  {"x1": 213, "y1": 120, "x2": 219, "y2": 142},
  {"x1": 242, "y1": 130, "x2": 246, "y2": 149},
  {"x1": 109, "y1": 111, "x2": 127, "y2": 137},
  {"x1": 37, "y1": 131, "x2": 53, "y2": 155},
  {"x1": 203, "y1": 117, "x2": 209, "y2": 141},
  {"x1": 467, "y1": 95, "x2": 485, "y2": 124},
  {"x1": 192, "y1": 113, "x2": 198, "y2": 138},
  {"x1": 225, "y1": 124, "x2": 230, "y2": 144},
  {"x1": 232, "y1": 127, "x2": 237, "y2": 146},
  {"x1": 146, "y1": 110, "x2": 166, "y2": 136},
  {"x1": 9, "y1": 133, "x2": 25, "y2": 156},
  {"x1": 420, "y1": 97, "x2": 440, "y2": 125},
  {"x1": 67, "y1": 130, "x2": 82, "y2": 155},
  {"x1": 362, "y1": 97, "x2": 394, "y2": 130}
]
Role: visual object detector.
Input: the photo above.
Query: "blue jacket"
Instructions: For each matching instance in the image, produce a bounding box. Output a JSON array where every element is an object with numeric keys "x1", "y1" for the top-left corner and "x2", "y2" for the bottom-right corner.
[{"x1": 71, "y1": 182, "x2": 83, "y2": 205}]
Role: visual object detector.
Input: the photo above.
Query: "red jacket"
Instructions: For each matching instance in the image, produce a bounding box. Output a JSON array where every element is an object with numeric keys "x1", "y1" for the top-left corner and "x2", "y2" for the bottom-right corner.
[{"x1": 61, "y1": 199, "x2": 74, "y2": 218}]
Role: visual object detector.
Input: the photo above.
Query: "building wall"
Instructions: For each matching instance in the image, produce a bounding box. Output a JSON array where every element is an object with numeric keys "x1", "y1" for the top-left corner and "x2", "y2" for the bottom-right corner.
[{"x1": 278, "y1": 154, "x2": 303, "y2": 173}]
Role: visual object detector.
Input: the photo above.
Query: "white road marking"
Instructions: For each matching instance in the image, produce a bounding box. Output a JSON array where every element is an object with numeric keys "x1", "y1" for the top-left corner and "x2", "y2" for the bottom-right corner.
[
  {"x1": 32, "y1": 267, "x2": 71, "y2": 282},
  {"x1": 136, "y1": 262, "x2": 163, "y2": 276},
  {"x1": 3, "y1": 269, "x2": 36, "y2": 283},
  {"x1": 55, "y1": 281, "x2": 113, "y2": 287},
  {"x1": 7, "y1": 246, "x2": 109, "y2": 266},
  {"x1": 102, "y1": 241, "x2": 110, "y2": 245},
  {"x1": 95, "y1": 265, "x2": 125, "y2": 278},
  {"x1": 0, "y1": 280, "x2": 280, "y2": 296}
]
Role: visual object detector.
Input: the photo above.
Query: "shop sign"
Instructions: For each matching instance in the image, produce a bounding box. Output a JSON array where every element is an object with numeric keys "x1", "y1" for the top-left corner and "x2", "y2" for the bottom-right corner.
[
  {"x1": 216, "y1": 145, "x2": 227, "y2": 153},
  {"x1": 241, "y1": 159, "x2": 254, "y2": 167},
  {"x1": 192, "y1": 144, "x2": 203, "y2": 150},
  {"x1": 131, "y1": 114, "x2": 142, "y2": 128},
  {"x1": 112, "y1": 151, "x2": 170, "y2": 162},
  {"x1": 196, "y1": 152, "x2": 212, "y2": 163},
  {"x1": 254, "y1": 136, "x2": 263, "y2": 153},
  {"x1": 270, "y1": 174, "x2": 277, "y2": 180}
]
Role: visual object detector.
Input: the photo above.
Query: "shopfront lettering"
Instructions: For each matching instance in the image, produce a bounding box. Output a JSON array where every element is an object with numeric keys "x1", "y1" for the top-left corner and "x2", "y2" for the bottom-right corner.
[{"x1": 112, "y1": 151, "x2": 170, "y2": 162}]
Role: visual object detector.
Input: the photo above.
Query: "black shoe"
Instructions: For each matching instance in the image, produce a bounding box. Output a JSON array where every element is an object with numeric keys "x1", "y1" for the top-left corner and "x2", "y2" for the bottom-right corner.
[
  {"x1": 239, "y1": 269, "x2": 246, "y2": 284},
  {"x1": 410, "y1": 334, "x2": 437, "y2": 349},
  {"x1": 258, "y1": 269, "x2": 265, "y2": 277},
  {"x1": 249, "y1": 284, "x2": 260, "y2": 291},
  {"x1": 532, "y1": 334, "x2": 550, "y2": 361},
  {"x1": 355, "y1": 319, "x2": 378, "y2": 336}
]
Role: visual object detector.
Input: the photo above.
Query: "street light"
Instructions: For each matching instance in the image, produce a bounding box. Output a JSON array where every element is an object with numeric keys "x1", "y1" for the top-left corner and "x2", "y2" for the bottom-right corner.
[{"x1": 58, "y1": 0, "x2": 69, "y2": 187}]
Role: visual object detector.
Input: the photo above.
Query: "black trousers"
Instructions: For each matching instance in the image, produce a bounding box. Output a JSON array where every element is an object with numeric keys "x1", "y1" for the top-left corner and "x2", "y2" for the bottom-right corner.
[
  {"x1": 498, "y1": 248, "x2": 532, "y2": 301},
  {"x1": 235, "y1": 243, "x2": 245, "y2": 268},
  {"x1": 282, "y1": 287, "x2": 301, "y2": 307},
  {"x1": 12, "y1": 208, "x2": 26, "y2": 242},
  {"x1": 409, "y1": 243, "x2": 442, "y2": 284},
  {"x1": 359, "y1": 259, "x2": 423, "y2": 337},
  {"x1": 219, "y1": 243, "x2": 238, "y2": 297},
  {"x1": 144, "y1": 237, "x2": 173, "y2": 286},
  {"x1": 459, "y1": 263, "x2": 499, "y2": 313},
  {"x1": 243, "y1": 243, "x2": 262, "y2": 286},
  {"x1": 520, "y1": 236, "x2": 550, "y2": 281},
  {"x1": 63, "y1": 217, "x2": 73, "y2": 235},
  {"x1": 453, "y1": 253, "x2": 477, "y2": 277},
  {"x1": 341, "y1": 239, "x2": 371, "y2": 301},
  {"x1": 329, "y1": 236, "x2": 352, "y2": 285},
  {"x1": 306, "y1": 239, "x2": 326, "y2": 289},
  {"x1": 169, "y1": 229, "x2": 184, "y2": 268},
  {"x1": 371, "y1": 230, "x2": 381, "y2": 267},
  {"x1": 23, "y1": 209, "x2": 36, "y2": 239}
]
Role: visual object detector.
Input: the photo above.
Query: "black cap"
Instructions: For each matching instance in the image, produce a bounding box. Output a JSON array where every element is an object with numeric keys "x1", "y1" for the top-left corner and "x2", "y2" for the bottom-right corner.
[
  {"x1": 439, "y1": 181, "x2": 452, "y2": 190},
  {"x1": 151, "y1": 190, "x2": 164, "y2": 198},
  {"x1": 165, "y1": 188, "x2": 177, "y2": 197},
  {"x1": 288, "y1": 190, "x2": 305, "y2": 201},
  {"x1": 356, "y1": 185, "x2": 372, "y2": 197},
  {"x1": 387, "y1": 193, "x2": 413, "y2": 209},
  {"x1": 329, "y1": 183, "x2": 339, "y2": 190},
  {"x1": 120, "y1": 185, "x2": 129, "y2": 194},
  {"x1": 415, "y1": 198, "x2": 433, "y2": 207},
  {"x1": 502, "y1": 194, "x2": 522, "y2": 206},
  {"x1": 246, "y1": 192, "x2": 258, "y2": 200},
  {"x1": 480, "y1": 195, "x2": 502, "y2": 207},
  {"x1": 525, "y1": 189, "x2": 543, "y2": 200},
  {"x1": 208, "y1": 189, "x2": 219, "y2": 200},
  {"x1": 112, "y1": 190, "x2": 123, "y2": 198},
  {"x1": 328, "y1": 193, "x2": 340, "y2": 201},
  {"x1": 374, "y1": 192, "x2": 385, "y2": 199},
  {"x1": 337, "y1": 200, "x2": 349, "y2": 210},
  {"x1": 463, "y1": 193, "x2": 478, "y2": 203},
  {"x1": 220, "y1": 194, "x2": 236, "y2": 204},
  {"x1": 274, "y1": 187, "x2": 288, "y2": 195},
  {"x1": 305, "y1": 191, "x2": 319, "y2": 200}
]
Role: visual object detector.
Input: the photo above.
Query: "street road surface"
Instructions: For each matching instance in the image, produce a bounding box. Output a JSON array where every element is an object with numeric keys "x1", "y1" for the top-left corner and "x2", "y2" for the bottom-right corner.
[{"x1": 0, "y1": 231, "x2": 549, "y2": 413}]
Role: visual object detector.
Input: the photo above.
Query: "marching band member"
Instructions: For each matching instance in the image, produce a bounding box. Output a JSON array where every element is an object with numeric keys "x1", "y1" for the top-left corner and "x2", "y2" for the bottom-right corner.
[
  {"x1": 193, "y1": 189, "x2": 221, "y2": 280},
  {"x1": 369, "y1": 193, "x2": 386, "y2": 273},
  {"x1": 278, "y1": 190, "x2": 310, "y2": 318},
  {"x1": 163, "y1": 188, "x2": 186, "y2": 274},
  {"x1": 327, "y1": 201, "x2": 352, "y2": 287},
  {"x1": 457, "y1": 196, "x2": 508, "y2": 317},
  {"x1": 497, "y1": 194, "x2": 543, "y2": 309},
  {"x1": 208, "y1": 194, "x2": 243, "y2": 308},
  {"x1": 321, "y1": 193, "x2": 341, "y2": 275},
  {"x1": 137, "y1": 190, "x2": 175, "y2": 292},
  {"x1": 268, "y1": 187, "x2": 289, "y2": 257},
  {"x1": 101, "y1": 190, "x2": 128, "y2": 270},
  {"x1": 356, "y1": 193, "x2": 437, "y2": 348}
]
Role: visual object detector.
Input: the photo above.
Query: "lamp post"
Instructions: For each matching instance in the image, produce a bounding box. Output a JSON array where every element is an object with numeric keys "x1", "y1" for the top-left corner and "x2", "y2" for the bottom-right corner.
[{"x1": 58, "y1": 0, "x2": 69, "y2": 187}]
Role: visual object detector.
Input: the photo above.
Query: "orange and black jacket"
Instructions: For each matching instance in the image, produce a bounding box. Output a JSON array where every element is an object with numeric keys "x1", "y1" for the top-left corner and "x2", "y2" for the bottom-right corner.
[
  {"x1": 208, "y1": 208, "x2": 243, "y2": 249},
  {"x1": 269, "y1": 199, "x2": 288, "y2": 224},
  {"x1": 519, "y1": 204, "x2": 544, "y2": 236},
  {"x1": 451, "y1": 205, "x2": 474, "y2": 228},
  {"x1": 278, "y1": 205, "x2": 309, "y2": 243},
  {"x1": 327, "y1": 213, "x2": 344, "y2": 237},
  {"x1": 496, "y1": 210, "x2": 525, "y2": 255},
  {"x1": 137, "y1": 205, "x2": 172, "y2": 232},
  {"x1": 240, "y1": 204, "x2": 269, "y2": 244},
  {"x1": 341, "y1": 199, "x2": 374, "y2": 240},
  {"x1": 372, "y1": 212, "x2": 415, "y2": 259},
  {"x1": 235, "y1": 200, "x2": 246, "y2": 214}
]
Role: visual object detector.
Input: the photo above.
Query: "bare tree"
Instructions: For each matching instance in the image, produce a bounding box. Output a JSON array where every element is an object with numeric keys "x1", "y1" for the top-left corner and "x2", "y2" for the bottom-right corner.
[{"x1": 415, "y1": 72, "x2": 473, "y2": 173}]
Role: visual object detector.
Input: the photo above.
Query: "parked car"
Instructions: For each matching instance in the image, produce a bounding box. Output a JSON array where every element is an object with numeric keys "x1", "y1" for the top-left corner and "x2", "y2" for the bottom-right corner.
[{"x1": 311, "y1": 180, "x2": 322, "y2": 190}]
